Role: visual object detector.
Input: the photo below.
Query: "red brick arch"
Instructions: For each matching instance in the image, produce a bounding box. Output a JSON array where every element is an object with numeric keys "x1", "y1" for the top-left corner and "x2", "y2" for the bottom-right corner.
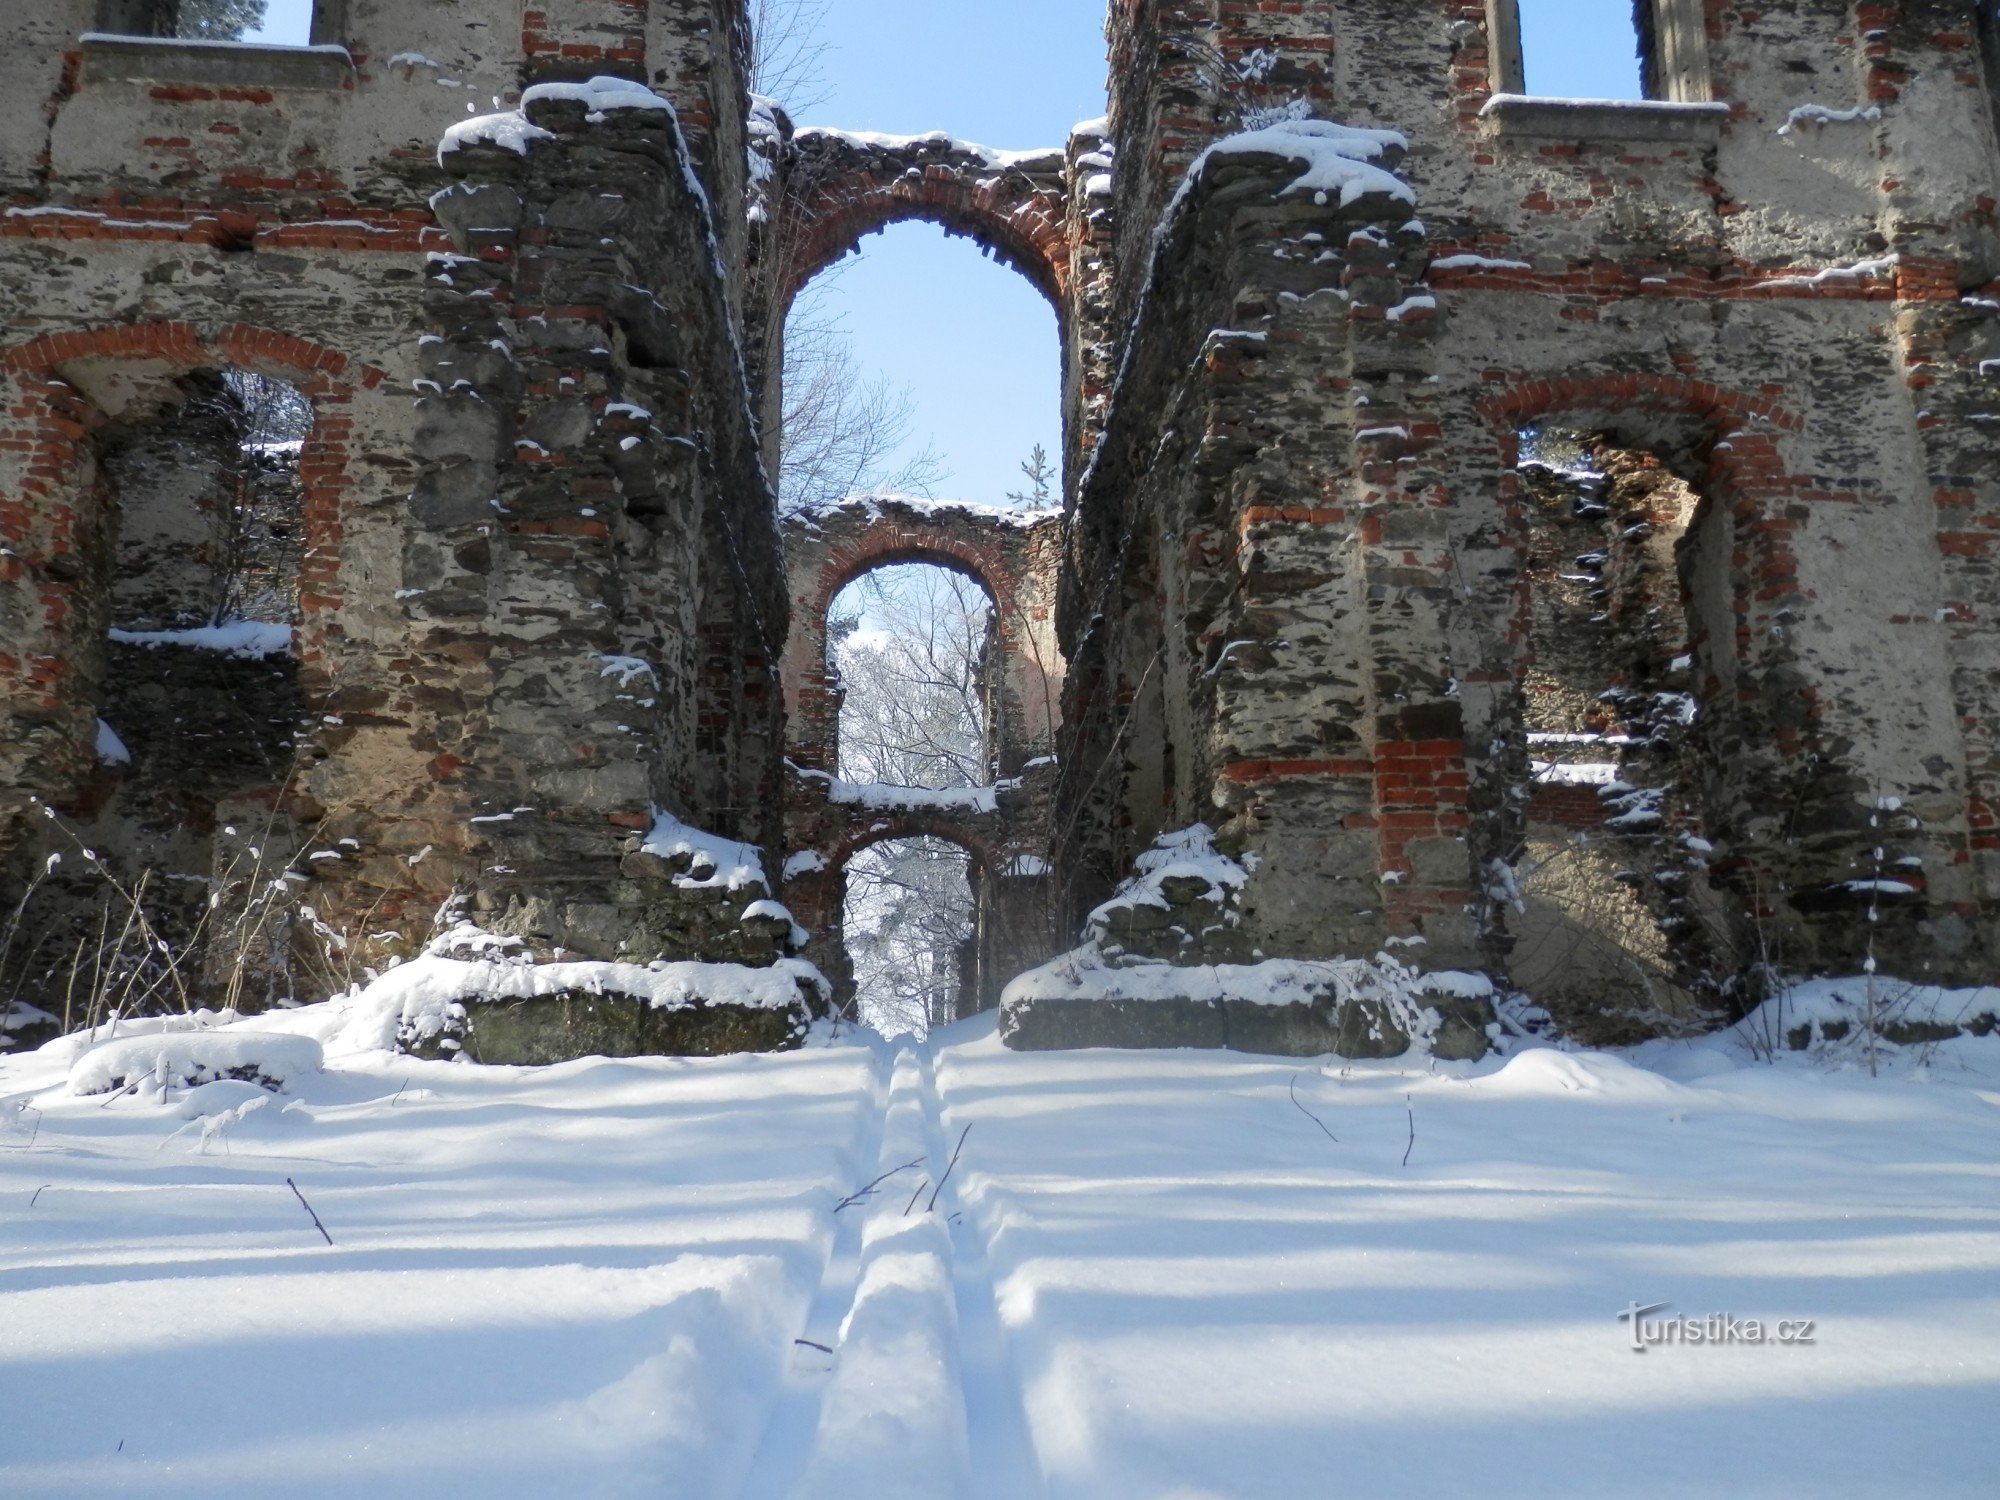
[
  {"x1": 781, "y1": 132, "x2": 1072, "y2": 316},
  {"x1": 823, "y1": 814, "x2": 1005, "y2": 880},
  {"x1": 815, "y1": 529, "x2": 1018, "y2": 631},
  {"x1": 0, "y1": 322, "x2": 382, "y2": 783},
  {"x1": 785, "y1": 507, "x2": 1041, "y2": 776},
  {"x1": 1475, "y1": 370, "x2": 1802, "y2": 445}
]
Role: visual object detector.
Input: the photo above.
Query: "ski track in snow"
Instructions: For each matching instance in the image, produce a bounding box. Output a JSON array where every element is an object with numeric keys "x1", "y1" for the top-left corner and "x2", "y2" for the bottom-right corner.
[
  {"x1": 742, "y1": 1038, "x2": 1043, "y2": 1500},
  {"x1": 735, "y1": 1036, "x2": 894, "y2": 1498}
]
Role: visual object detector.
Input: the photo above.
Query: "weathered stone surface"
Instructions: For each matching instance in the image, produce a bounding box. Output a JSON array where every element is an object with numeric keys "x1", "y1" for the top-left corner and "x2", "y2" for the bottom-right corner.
[{"x1": 458, "y1": 991, "x2": 810, "y2": 1065}]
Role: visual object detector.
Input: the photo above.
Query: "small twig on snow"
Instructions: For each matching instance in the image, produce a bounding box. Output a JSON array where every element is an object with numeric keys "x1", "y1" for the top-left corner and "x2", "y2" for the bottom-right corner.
[
  {"x1": 286, "y1": 1176, "x2": 334, "y2": 1246},
  {"x1": 1289, "y1": 1075, "x2": 1338, "y2": 1143},
  {"x1": 926, "y1": 1124, "x2": 971, "y2": 1214},
  {"x1": 29, "y1": 1183, "x2": 50, "y2": 1207},
  {"x1": 793, "y1": 1338, "x2": 833, "y2": 1354},
  {"x1": 1402, "y1": 1096, "x2": 1416, "y2": 1168},
  {"x1": 834, "y1": 1156, "x2": 924, "y2": 1213},
  {"x1": 902, "y1": 1177, "x2": 930, "y2": 1216}
]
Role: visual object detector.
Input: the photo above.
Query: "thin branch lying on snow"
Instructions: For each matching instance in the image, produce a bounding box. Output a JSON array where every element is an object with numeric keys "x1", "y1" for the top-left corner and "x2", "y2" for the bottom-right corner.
[
  {"x1": 1289, "y1": 1075, "x2": 1339, "y2": 1143},
  {"x1": 287, "y1": 1176, "x2": 333, "y2": 1246},
  {"x1": 926, "y1": 1124, "x2": 971, "y2": 1214},
  {"x1": 1402, "y1": 1097, "x2": 1416, "y2": 1169},
  {"x1": 834, "y1": 1156, "x2": 924, "y2": 1213}
]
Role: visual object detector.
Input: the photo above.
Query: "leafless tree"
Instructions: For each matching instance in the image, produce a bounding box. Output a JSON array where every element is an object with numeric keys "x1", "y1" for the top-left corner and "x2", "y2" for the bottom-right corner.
[
  {"x1": 747, "y1": 0, "x2": 833, "y2": 115},
  {"x1": 833, "y1": 565, "x2": 990, "y2": 788},
  {"x1": 845, "y1": 836, "x2": 974, "y2": 1036},
  {"x1": 779, "y1": 275, "x2": 949, "y2": 508},
  {"x1": 832, "y1": 564, "x2": 995, "y2": 1034},
  {"x1": 123, "y1": 0, "x2": 269, "y2": 39}
]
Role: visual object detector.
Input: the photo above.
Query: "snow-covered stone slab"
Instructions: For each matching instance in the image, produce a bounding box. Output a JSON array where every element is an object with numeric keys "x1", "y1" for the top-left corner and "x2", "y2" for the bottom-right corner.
[
  {"x1": 68, "y1": 1030, "x2": 324, "y2": 1097},
  {"x1": 338, "y1": 941, "x2": 829, "y2": 1065},
  {"x1": 998, "y1": 956, "x2": 1496, "y2": 1060}
]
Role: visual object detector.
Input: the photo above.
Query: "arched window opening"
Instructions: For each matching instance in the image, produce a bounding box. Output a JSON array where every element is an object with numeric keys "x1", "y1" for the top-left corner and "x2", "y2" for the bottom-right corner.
[
  {"x1": 777, "y1": 222, "x2": 1062, "y2": 512},
  {"x1": 2, "y1": 366, "x2": 314, "y2": 1036},
  {"x1": 844, "y1": 835, "x2": 977, "y2": 1037},
  {"x1": 830, "y1": 563, "x2": 996, "y2": 789},
  {"x1": 1503, "y1": 424, "x2": 1732, "y2": 1043}
]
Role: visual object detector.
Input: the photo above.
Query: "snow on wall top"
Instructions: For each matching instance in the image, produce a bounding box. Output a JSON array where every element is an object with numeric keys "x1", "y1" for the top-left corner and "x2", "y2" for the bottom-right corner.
[
  {"x1": 1002, "y1": 948, "x2": 1492, "y2": 1015},
  {"x1": 783, "y1": 491, "x2": 1059, "y2": 529},
  {"x1": 1186, "y1": 119, "x2": 1413, "y2": 210},
  {"x1": 642, "y1": 812, "x2": 771, "y2": 893},
  {"x1": 1089, "y1": 823, "x2": 1250, "y2": 925},
  {"x1": 339, "y1": 954, "x2": 825, "y2": 1052},
  {"x1": 792, "y1": 126, "x2": 1063, "y2": 173},
  {"x1": 797, "y1": 767, "x2": 1012, "y2": 816},
  {"x1": 439, "y1": 76, "x2": 675, "y2": 165},
  {"x1": 108, "y1": 621, "x2": 292, "y2": 660}
]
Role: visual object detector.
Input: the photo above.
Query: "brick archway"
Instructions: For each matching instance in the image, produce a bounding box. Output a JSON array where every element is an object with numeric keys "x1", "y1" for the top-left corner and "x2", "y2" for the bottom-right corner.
[
  {"x1": 779, "y1": 779, "x2": 1057, "y2": 1026},
  {"x1": 779, "y1": 129, "x2": 1072, "y2": 316},
  {"x1": 780, "y1": 498, "x2": 1063, "y2": 780},
  {"x1": 0, "y1": 321, "x2": 381, "y2": 804}
]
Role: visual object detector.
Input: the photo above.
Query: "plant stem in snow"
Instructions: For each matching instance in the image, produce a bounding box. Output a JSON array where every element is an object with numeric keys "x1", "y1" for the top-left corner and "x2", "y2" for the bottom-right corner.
[
  {"x1": 287, "y1": 1177, "x2": 334, "y2": 1246},
  {"x1": 1289, "y1": 1075, "x2": 1338, "y2": 1143},
  {"x1": 926, "y1": 1124, "x2": 971, "y2": 1214}
]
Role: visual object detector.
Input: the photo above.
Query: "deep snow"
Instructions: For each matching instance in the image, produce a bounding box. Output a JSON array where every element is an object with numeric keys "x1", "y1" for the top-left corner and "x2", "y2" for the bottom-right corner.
[{"x1": 2, "y1": 1003, "x2": 1998, "y2": 1497}]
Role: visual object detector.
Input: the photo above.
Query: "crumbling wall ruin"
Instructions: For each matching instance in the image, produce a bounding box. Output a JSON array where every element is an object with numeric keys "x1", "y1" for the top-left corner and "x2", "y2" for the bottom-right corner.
[
  {"x1": 1053, "y1": 0, "x2": 2000, "y2": 1036},
  {"x1": 8, "y1": 0, "x2": 2000, "y2": 1055}
]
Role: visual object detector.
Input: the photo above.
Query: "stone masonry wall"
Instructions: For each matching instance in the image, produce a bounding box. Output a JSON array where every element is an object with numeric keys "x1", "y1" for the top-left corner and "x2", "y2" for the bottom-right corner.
[
  {"x1": 0, "y1": 3, "x2": 794, "y2": 1016},
  {"x1": 1064, "y1": 0, "x2": 2000, "y2": 996}
]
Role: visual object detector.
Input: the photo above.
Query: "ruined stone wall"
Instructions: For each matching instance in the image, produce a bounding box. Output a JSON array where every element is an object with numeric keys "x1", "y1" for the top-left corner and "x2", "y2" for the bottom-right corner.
[
  {"x1": 1064, "y1": 0, "x2": 2000, "y2": 995},
  {"x1": 0, "y1": 2, "x2": 791, "y2": 1013}
]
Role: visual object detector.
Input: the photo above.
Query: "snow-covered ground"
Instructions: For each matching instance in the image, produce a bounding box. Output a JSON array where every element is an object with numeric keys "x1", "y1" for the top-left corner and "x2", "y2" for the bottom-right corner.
[{"x1": 3, "y1": 1006, "x2": 1998, "y2": 1497}]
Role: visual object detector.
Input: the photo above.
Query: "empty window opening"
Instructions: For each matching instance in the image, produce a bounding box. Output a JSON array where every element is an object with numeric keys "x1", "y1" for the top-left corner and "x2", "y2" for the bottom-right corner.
[
  {"x1": 1514, "y1": 0, "x2": 1645, "y2": 100},
  {"x1": 1504, "y1": 425, "x2": 1730, "y2": 1042},
  {"x1": 844, "y1": 836, "x2": 977, "y2": 1037},
  {"x1": 830, "y1": 563, "x2": 996, "y2": 789},
  {"x1": 95, "y1": 0, "x2": 319, "y2": 46},
  {"x1": 2, "y1": 367, "x2": 315, "y2": 1030},
  {"x1": 778, "y1": 223, "x2": 1061, "y2": 511}
]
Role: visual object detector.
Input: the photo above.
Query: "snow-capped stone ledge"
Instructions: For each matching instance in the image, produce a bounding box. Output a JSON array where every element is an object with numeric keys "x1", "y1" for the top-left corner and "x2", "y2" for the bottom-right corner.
[
  {"x1": 636, "y1": 811, "x2": 770, "y2": 892},
  {"x1": 109, "y1": 621, "x2": 293, "y2": 660},
  {"x1": 797, "y1": 768, "x2": 1011, "y2": 816},
  {"x1": 1005, "y1": 825, "x2": 1496, "y2": 1059},
  {"x1": 792, "y1": 126, "x2": 1062, "y2": 175},
  {"x1": 781, "y1": 490, "x2": 1058, "y2": 529},
  {"x1": 340, "y1": 941, "x2": 830, "y2": 1064}
]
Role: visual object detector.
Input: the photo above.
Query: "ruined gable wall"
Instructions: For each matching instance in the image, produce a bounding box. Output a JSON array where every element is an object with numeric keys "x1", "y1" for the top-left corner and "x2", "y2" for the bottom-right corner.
[
  {"x1": 1, "y1": 2, "x2": 788, "y2": 1000},
  {"x1": 1069, "y1": 1, "x2": 2000, "y2": 988}
]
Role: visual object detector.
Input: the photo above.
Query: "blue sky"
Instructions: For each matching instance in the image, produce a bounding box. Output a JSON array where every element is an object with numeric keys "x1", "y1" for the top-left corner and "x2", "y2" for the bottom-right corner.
[{"x1": 252, "y1": 1, "x2": 1642, "y2": 506}]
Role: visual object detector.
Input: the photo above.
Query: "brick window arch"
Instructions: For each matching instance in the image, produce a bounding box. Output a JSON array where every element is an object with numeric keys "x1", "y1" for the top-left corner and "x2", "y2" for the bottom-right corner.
[{"x1": 0, "y1": 322, "x2": 381, "y2": 793}]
